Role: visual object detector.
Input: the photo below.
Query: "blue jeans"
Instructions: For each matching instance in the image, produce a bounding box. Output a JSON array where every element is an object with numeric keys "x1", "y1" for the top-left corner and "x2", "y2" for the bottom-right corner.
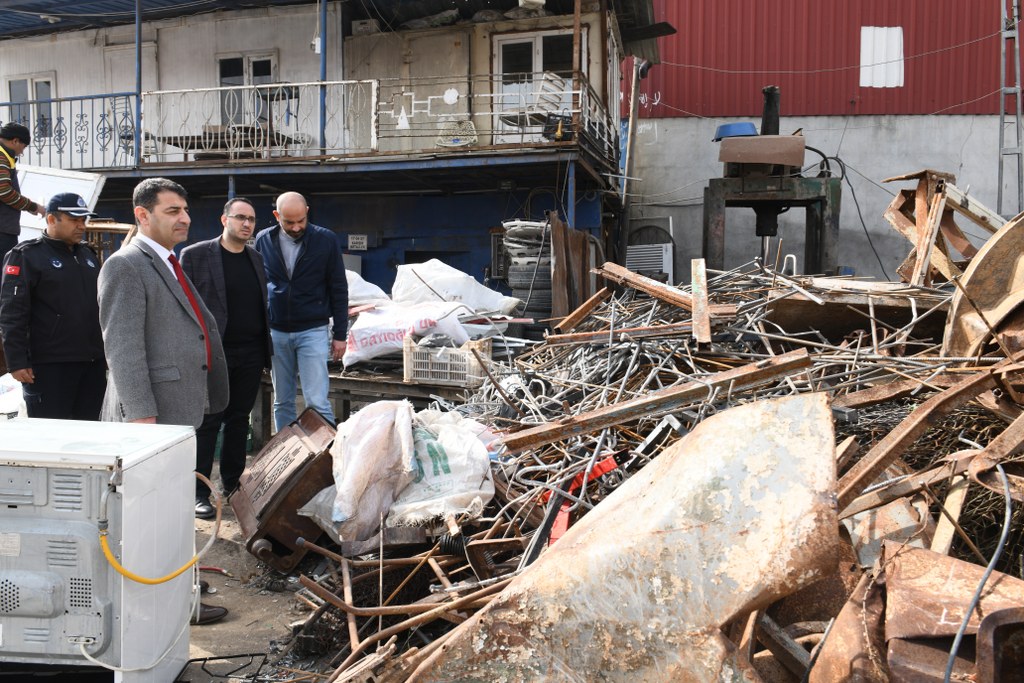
[{"x1": 270, "y1": 325, "x2": 335, "y2": 430}]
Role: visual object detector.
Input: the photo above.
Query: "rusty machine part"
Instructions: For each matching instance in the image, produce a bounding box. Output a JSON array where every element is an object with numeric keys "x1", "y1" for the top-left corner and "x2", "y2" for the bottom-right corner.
[
  {"x1": 703, "y1": 85, "x2": 842, "y2": 276},
  {"x1": 231, "y1": 408, "x2": 336, "y2": 573},
  {"x1": 942, "y1": 210, "x2": 1024, "y2": 359}
]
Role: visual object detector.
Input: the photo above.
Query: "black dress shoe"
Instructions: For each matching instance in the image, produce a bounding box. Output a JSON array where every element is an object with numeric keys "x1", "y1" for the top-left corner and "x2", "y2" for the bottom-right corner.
[
  {"x1": 195, "y1": 496, "x2": 215, "y2": 520},
  {"x1": 191, "y1": 602, "x2": 228, "y2": 625}
]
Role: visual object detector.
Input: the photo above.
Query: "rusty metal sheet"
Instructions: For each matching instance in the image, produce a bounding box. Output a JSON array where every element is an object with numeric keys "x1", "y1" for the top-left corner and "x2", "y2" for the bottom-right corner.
[
  {"x1": 942, "y1": 211, "x2": 1024, "y2": 358},
  {"x1": 842, "y1": 491, "x2": 933, "y2": 569},
  {"x1": 882, "y1": 542, "x2": 1024, "y2": 641},
  {"x1": 232, "y1": 408, "x2": 336, "y2": 573},
  {"x1": 809, "y1": 572, "x2": 888, "y2": 683},
  {"x1": 415, "y1": 393, "x2": 838, "y2": 682}
]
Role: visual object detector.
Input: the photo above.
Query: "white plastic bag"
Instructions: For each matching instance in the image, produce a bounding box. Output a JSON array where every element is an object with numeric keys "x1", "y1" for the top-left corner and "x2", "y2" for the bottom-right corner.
[
  {"x1": 386, "y1": 410, "x2": 495, "y2": 527},
  {"x1": 0, "y1": 373, "x2": 25, "y2": 418},
  {"x1": 329, "y1": 400, "x2": 416, "y2": 542},
  {"x1": 346, "y1": 269, "x2": 391, "y2": 306},
  {"x1": 392, "y1": 259, "x2": 520, "y2": 315},
  {"x1": 343, "y1": 301, "x2": 468, "y2": 366}
]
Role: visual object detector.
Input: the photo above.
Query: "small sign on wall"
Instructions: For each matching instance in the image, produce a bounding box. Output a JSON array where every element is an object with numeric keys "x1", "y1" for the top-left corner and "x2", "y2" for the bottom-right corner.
[{"x1": 348, "y1": 234, "x2": 368, "y2": 251}]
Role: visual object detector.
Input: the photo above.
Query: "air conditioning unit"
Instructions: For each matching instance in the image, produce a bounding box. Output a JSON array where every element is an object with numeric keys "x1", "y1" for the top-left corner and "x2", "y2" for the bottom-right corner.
[
  {"x1": 0, "y1": 419, "x2": 196, "y2": 681},
  {"x1": 352, "y1": 18, "x2": 380, "y2": 35},
  {"x1": 625, "y1": 243, "x2": 674, "y2": 281}
]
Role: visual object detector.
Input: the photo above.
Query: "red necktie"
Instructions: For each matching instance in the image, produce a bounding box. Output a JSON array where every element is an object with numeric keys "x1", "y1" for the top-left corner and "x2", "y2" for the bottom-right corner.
[{"x1": 167, "y1": 253, "x2": 212, "y2": 369}]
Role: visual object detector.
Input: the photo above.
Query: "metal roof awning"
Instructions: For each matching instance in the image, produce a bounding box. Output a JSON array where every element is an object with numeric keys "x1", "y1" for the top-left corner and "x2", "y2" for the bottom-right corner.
[{"x1": 94, "y1": 148, "x2": 613, "y2": 201}]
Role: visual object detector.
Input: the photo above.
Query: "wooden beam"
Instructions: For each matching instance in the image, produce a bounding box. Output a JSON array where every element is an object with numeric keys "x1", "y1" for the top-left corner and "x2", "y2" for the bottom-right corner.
[
  {"x1": 930, "y1": 476, "x2": 969, "y2": 555},
  {"x1": 909, "y1": 191, "x2": 948, "y2": 287},
  {"x1": 499, "y1": 349, "x2": 812, "y2": 454},
  {"x1": 690, "y1": 258, "x2": 712, "y2": 343},
  {"x1": 594, "y1": 262, "x2": 737, "y2": 318},
  {"x1": 545, "y1": 321, "x2": 694, "y2": 346},
  {"x1": 945, "y1": 182, "x2": 1005, "y2": 235}
]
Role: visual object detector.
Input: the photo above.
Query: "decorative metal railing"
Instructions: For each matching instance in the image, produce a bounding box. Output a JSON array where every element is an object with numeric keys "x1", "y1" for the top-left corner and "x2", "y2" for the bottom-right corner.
[
  {"x1": 141, "y1": 80, "x2": 378, "y2": 162},
  {"x1": 0, "y1": 92, "x2": 137, "y2": 169},
  {"x1": 2, "y1": 73, "x2": 618, "y2": 170}
]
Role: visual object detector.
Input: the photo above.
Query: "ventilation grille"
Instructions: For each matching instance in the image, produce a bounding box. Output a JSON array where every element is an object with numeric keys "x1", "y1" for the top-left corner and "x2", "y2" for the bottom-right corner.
[
  {"x1": 47, "y1": 539, "x2": 78, "y2": 568},
  {"x1": 69, "y1": 577, "x2": 92, "y2": 608},
  {"x1": 0, "y1": 578, "x2": 19, "y2": 613},
  {"x1": 625, "y1": 244, "x2": 673, "y2": 275},
  {"x1": 51, "y1": 471, "x2": 84, "y2": 511},
  {"x1": 23, "y1": 627, "x2": 50, "y2": 643}
]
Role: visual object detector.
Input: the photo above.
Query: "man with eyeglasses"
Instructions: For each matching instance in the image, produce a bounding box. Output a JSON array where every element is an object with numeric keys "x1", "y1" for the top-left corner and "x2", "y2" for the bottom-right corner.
[{"x1": 180, "y1": 197, "x2": 271, "y2": 519}]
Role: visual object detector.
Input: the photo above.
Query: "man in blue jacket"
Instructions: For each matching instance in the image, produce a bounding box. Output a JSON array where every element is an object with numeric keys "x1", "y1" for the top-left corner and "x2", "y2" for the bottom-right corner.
[{"x1": 255, "y1": 191, "x2": 347, "y2": 430}]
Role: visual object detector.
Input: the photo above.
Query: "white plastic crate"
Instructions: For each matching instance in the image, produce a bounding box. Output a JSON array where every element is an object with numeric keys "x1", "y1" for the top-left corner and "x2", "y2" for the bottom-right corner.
[{"x1": 403, "y1": 337, "x2": 492, "y2": 388}]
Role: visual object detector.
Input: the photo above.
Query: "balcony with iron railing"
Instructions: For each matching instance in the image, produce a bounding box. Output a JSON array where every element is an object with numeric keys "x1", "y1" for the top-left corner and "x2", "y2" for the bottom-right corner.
[{"x1": 0, "y1": 72, "x2": 618, "y2": 172}]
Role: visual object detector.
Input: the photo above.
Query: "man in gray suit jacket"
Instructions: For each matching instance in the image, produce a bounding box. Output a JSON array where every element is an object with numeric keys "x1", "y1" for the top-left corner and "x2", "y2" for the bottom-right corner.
[
  {"x1": 98, "y1": 177, "x2": 230, "y2": 626},
  {"x1": 180, "y1": 197, "x2": 271, "y2": 519},
  {"x1": 98, "y1": 177, "x2": 228, "y2": 427}
]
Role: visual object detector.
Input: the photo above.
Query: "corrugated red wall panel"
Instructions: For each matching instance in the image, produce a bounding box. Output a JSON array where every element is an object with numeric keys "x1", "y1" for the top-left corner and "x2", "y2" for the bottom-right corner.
[{"x1": 630, "y1": 0, "x2": 1004, "y2": 118}]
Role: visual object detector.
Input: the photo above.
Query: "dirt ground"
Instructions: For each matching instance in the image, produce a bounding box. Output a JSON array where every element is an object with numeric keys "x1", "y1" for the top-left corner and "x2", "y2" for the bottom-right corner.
[{"x1": 184, "y1": 481, "x2": 315, "y2": 676}]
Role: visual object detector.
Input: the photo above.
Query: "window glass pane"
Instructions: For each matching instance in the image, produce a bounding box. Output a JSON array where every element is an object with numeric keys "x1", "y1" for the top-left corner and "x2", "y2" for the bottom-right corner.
[
  {"x1": 8, "y1": 79, "x2": 29, "y2": 126},
  {"x1": 219, "y1": 57, "x2": 244, "y2": 84},
  {"x1": 251, "y1": 58, "x2": 273, "y2": 83},
  {"x1": 220, "y1": 58, "x2": 245, "y2": 126},
  {"x1": 34, "y1": 80, "x2": 52, "y2": 137},
  {"x1": 501, "y1": 42, "x2": 533, "y2": 84},
  {"x1": 542, "y1": 35, "x2": 574, "y2": 77}
]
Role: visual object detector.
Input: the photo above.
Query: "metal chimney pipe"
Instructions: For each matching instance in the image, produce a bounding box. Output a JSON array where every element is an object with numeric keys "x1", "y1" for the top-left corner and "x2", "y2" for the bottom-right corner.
[{"x1": 761, "y1": 85, "x2": 780, "y2": 136}]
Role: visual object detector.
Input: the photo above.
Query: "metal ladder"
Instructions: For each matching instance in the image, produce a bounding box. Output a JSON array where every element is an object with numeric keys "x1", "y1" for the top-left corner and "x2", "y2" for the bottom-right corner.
[{"x1": 999, "y1": 0, "x2": 1024, "y2": 216}]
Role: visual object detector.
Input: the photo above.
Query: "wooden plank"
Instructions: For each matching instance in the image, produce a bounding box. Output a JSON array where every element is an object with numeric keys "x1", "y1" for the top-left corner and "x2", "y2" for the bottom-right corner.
[
  {"x1": 835, "y1": 435, "x2": 859, "y2": 471},
  {"x1": 884, "y1": 190, "x2": 959, "y2": 282},
  {"x1": 553, "y1": 287, "x2": 611, "y2": 333},
  {"x1": 909, "y1": 191, "x2": 948, "y2": 286},
  {"x1": 836, "y1": 370, "x2": 997, "y2": 510},
  {"x1": 945, "y1": 182, "x2": 1005, "y2": 235},
  {"x1": 499, "y1": 349, "x2": 812, "y2": 454},
  {"x1": 549, "y1": 212, "x2": 571, "y2": 320},
  {"x1": 930, "y1": 475, "x2": 969, "y2": 555},
  {"x1": 690, "y1": 258, "x2": 712, "y2": 343},
  {"x1": 594, "y1": 262, "x2": 737, "y2": 318},
  {"x1": 546, "y1": 321, "x2": 694, "y2": 346}
]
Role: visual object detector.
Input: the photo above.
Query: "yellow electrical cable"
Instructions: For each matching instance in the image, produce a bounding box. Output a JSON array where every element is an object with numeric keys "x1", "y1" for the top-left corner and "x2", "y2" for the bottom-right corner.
[{"x1": 98, "y1": 531, "x2": 198, "y2": 585}]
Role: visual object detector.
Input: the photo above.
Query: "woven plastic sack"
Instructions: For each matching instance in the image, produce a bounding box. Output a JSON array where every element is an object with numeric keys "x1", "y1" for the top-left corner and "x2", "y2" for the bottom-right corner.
[
  {"x1": 329, "y1": 400, "x2": 416, "y2": 542},
  {"x1": 386, "y1": 410, "x2": 495, "y2": 527}
]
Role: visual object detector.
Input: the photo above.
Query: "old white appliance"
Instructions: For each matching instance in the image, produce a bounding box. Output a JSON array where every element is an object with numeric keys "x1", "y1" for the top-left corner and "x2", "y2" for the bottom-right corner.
[{"x1": 0, "y1": 418, "x2": 195, "y2": 681}]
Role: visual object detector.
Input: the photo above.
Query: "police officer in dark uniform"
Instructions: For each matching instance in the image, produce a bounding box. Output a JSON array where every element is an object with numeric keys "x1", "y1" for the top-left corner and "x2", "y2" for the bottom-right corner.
[{"x1": 0, "y1": 192, "x2": 106, "y2": 419}]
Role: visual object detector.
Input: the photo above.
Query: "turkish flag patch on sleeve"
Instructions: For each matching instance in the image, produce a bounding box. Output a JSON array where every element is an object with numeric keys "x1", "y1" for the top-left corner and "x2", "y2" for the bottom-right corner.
[{"x1": 4, "y1": 265, "x2": 20, "y2": 276}]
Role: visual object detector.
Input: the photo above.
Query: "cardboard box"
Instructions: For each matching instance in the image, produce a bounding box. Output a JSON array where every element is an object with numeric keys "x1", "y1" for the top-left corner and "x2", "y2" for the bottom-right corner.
[{"x1": 718, "y1": 135, "x2": 806, "y2": 167}]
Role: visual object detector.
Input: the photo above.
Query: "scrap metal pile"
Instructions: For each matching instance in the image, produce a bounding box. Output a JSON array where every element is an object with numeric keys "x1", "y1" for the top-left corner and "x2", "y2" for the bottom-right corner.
[{"x1": 237, "y1": 172, "x2": 1024, "y2": 683}]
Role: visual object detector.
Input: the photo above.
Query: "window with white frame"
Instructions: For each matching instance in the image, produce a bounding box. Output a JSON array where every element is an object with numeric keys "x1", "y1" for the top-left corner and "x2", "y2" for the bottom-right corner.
[
  {"x1": 217, "y1": 53, "x2": 277, "y2": 127},
  {"x1": 7, "y1": 73, "x2": 55, "y2": 138},
  {"x1": 492, "y1": 29, "x2": 586, "y2": 140}
]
